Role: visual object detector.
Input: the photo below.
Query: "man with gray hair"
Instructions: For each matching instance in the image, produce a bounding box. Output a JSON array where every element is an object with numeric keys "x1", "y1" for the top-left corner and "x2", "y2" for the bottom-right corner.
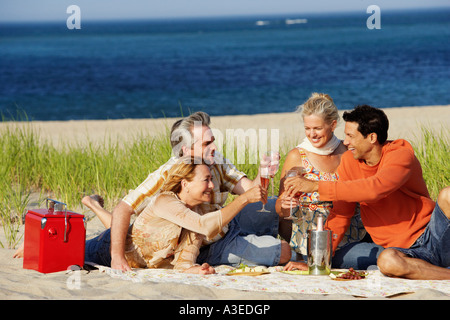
[{"x1": 83, "y1": 111, "x2": 291, "y2": 272}]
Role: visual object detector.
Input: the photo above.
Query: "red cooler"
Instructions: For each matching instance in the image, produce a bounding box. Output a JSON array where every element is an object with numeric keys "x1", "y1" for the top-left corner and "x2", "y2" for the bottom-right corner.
[{"x1": 23, "y1": 199, "x2": 86, "y2": 273}]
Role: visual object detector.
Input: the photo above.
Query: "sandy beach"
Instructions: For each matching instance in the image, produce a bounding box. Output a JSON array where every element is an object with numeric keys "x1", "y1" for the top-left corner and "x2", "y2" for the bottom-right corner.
[
  {"x1": 0, "y1": 105, "x2": 449, "y2": 301},
  {"x1": 2, "y1": 105, "x2": 449, "y2": 148}
]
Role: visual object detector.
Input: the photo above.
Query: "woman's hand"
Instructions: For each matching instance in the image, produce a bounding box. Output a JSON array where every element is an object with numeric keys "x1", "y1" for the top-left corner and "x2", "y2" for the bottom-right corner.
[
  {"x1": 243, "y1": 185, "x2": 268, "y2": 204},
  {"x1": 277, "y1": 194, "x2": 300, "y2": 218},
  {"x1": 279, "y1": 195, "x2": 300, "y2": 209}
]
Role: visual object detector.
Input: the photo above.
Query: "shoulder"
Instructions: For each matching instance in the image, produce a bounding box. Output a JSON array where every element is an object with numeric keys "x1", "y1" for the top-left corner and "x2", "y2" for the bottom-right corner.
[
  {"x1": 153, "y1": 192, "x2": 182, "y2": 209},
  {"x1": 381, "y1": 139, "x2": 416, "y2": 165},
  {"x1": 383, "y1": 139, "x2": 415, "y2": 158},
  {"x1": 385, "y1": 139, "x2": 414, "y2": 152},
  {"x1": 282, "y1": 148, "x2": 303, "y2": 171},
  {"x1": 286, "y1": 147, "x2": 302, "y2": 161},
  {"x1": 142, "y1": 157, "x2": 177, "y2": 183}
]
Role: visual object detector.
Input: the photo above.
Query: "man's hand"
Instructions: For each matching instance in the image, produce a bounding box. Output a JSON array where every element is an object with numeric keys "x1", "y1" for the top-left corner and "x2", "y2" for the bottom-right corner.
[
  {"x1": 111, "y1": 255, "x2": 132, "y2": 272},
  {"x1": 283, "y1": 175, "x2": 318, "y2": 198}
]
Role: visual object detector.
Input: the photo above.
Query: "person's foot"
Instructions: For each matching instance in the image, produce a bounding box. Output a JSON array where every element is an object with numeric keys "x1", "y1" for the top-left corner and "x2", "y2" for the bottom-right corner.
[
  {"x1": 13, "y1": 243, "x2": 24, "y2": 258},
  {"x1": 82, "y1": 194, "x2": 104, "y2": 210}
]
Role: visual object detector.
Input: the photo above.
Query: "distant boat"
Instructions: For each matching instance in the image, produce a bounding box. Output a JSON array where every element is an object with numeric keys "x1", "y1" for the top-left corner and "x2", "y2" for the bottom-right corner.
[
  {"x1": 255, "y1": 20, "x2": 270, "y2": 26},
  {"x1": 285, "y1": 18, "x2": 308, "y2": 25}
]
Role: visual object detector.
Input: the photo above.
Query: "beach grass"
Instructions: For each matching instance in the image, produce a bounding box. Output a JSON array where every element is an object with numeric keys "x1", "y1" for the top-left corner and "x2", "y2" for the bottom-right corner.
[
  {"x1": 0, "y1": 122, "x2": 448, "y2": 249},
  {"x1": 412, "y1": 125, "x2": 449, "y2": 200}
]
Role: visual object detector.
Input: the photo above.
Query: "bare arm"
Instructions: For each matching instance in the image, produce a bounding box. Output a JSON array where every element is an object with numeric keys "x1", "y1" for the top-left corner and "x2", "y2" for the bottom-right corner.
[
  {"x1": 221, "y1": 185, "x2": 267, "y2": 224},
  {"x1": 110, "y1": 200, "x2": 135, "y2": 271},
  {"x1": 154, "y1": 186, "x2": 267, "y2": 240},
  {"x1": 231, "y1": 175, "x2": 260, "y2": 195}
]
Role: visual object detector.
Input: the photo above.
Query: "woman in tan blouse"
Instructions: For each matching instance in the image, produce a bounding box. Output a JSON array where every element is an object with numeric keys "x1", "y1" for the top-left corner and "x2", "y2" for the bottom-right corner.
[{"x1": 84, "y1": 156, "x2": 267, "y2": 274}]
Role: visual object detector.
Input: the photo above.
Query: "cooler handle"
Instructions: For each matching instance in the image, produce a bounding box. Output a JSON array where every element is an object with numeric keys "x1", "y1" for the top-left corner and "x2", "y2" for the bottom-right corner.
[{"x1": 46, "y1": 199, "x2": 68, "y2": 242}]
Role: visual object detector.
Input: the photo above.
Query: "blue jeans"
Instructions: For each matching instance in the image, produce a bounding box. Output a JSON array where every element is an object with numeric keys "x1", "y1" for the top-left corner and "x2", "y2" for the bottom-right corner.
[
  {"x1": 197, "y1": 198, "x2": 281, "y2": 267},
  {"x1": 389, "y1": 202, "x2": 450, "y2": 268},
  {"x1": 85, "y1": 229, "x2": 112, "y2": 267},
  {"x1": 332, "y1": 241, "x2": 384, "y2": 269},
  {"x1": 296, "y1": 238, "x2": 384, "y2": 270},
  {"x1": 85, "y1": 199, "x2": 281, "y2": 268}
]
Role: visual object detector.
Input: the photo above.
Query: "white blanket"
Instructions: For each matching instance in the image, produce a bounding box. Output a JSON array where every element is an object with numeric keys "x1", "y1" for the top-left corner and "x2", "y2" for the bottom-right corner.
[{"x1": 91, "y1": 264, "x2": 450, "y2": 298}]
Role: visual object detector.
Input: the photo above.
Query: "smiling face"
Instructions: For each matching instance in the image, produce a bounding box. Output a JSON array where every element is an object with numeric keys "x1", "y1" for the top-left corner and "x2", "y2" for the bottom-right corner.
[
  {"x1": 343, "y1": 121, "x2": 375, "y2": 162},
  {"x1": 183, "y1": 164, "x2": 214, "y2": 206},
  {"x1": 303, "y1": 114, "x2": 337, "y2": 148},
  {"x1": 186, "y1": 125, "x2": 217, "y2": 165}
]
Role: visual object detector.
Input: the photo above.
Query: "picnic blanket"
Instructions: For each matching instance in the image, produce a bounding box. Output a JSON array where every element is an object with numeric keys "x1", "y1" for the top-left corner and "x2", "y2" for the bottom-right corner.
[{"x1": 89, "y1": 264, "x2": 450, "y2": 298}]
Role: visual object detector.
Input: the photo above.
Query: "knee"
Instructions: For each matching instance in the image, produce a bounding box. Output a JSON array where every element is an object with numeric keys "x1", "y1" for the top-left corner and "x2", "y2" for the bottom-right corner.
[
  {"x1": 437, "y1": 186, "x2": 450, "y2": 216},
  {"x1": 377, "y1": 248, "x2": 406, "y2": 277},
  {"x1": 279, "y1": 240, "x2": 291, "y2": 265}
]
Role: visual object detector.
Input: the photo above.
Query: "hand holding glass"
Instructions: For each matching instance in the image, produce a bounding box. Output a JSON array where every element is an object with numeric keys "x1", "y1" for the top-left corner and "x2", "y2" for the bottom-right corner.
[
  {"x1": 284, "y1": 169, "x2": 302, "y2": 220},
  {"x1": 257, "y1": 167, "x2": 270, "y2": 212},
  {"x1": 268, "y1": 151, "x2": 280, "y2": 199}
]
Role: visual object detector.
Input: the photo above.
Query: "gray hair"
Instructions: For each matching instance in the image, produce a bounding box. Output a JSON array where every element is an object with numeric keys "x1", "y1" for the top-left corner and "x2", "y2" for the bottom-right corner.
[
  {"x1": 170, "y1": 111, "x2": 211, "y2": 157},
  {"x1": 296, "y1": 92, "x2": 340, "y2": 125}
]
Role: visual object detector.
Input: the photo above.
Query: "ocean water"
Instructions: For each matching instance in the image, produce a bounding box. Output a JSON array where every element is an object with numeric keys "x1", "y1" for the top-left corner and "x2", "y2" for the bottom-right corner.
[{"x1": 0, "y1": 8, "x2": 449, "y2": 121}]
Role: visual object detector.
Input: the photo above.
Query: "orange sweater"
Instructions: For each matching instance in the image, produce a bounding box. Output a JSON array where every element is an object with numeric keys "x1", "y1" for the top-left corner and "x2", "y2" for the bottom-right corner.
[{"x1": 320, "y1": 139, "x2": 435, "y2": 251}]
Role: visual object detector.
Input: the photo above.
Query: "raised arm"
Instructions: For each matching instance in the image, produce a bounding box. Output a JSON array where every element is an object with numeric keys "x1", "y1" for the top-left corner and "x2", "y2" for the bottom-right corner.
[
  {"x1": 319, "y1": 147, "x2": 415, "y2": 203},
  {"x1": 153, "y1": 186, "x2": 266, "y2": 240}
]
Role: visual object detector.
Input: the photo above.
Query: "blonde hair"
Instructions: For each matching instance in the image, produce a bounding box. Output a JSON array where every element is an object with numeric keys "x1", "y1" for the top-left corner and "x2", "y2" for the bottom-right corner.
[
  {"x1": 296, "y1": 93, "x2": 340, "y2": 125},
  {"x1": 160, "y1": 156, "x2": 207, "y2": 194}
]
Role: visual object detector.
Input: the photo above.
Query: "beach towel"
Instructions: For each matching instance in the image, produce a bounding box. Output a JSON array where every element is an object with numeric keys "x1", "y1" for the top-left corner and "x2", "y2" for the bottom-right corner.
[{"x1": 87, "y1": 263, "x2": 450, "y2": 298}]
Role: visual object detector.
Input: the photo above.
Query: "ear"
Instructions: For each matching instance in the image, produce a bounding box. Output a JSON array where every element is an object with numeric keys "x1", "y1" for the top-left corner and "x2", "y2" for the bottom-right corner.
[
  {"x1": 330, "y1": 120, "x2": 338, "y2": 131},
  {"x1": 369, "y1": 132, "x2": 378, "y2": 144},
  {"x1": 181, "y1": 145, "x2": 191, "y2": 157}
]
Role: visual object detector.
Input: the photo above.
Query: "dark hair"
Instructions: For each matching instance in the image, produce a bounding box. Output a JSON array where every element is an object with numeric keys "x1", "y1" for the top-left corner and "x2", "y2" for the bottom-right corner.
[{"x1": 343, "y1": 105, "x2": 389, "y2": 144}]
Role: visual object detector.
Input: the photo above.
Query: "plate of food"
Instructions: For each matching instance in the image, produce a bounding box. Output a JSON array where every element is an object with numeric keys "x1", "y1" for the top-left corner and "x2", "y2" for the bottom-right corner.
[
  {"x1": 226, "y1": 264, "x2": 270, "y2": 276},
  {"x1": 329, "y1": 268, "x2": 368, "y2": 281}
]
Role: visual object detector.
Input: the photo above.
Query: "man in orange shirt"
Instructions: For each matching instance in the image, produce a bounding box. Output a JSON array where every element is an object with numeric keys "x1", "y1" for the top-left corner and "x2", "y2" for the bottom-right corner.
[{"x1": 284, "y1": 105, "x2": 450, "y2": 280}]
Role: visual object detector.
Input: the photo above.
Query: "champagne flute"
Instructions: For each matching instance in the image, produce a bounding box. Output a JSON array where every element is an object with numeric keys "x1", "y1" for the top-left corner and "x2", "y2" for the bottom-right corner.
[
  {"x1": 268, "y1": 151, "x2": 280, "y2": 199},
  {"x1": 284, "y1": 169, "x2": 303, "y2": 220},
  {"x1": 257, "y1": 167, "x2": 270, "y2": 212}
]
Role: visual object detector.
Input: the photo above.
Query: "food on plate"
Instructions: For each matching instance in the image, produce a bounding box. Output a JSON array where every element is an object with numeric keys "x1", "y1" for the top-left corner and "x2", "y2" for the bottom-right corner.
[
  {"x1": 227, "y1": 264, "x2": 270, "y2": 275},
  {"x1": 329, "y1": 268, "x2": 368, "y2": 280}
]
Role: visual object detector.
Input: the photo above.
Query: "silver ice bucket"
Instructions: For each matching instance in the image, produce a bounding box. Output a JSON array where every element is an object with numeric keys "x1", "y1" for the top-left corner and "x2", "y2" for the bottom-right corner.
[{"x1": 307, "y1": 229, "x2": 332, "y2": 275}]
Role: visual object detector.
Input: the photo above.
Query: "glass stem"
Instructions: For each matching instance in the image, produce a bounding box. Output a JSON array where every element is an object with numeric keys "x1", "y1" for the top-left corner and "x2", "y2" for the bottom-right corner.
[{"x1": 271, "y1": 177, "x2": 274, "y2": 197}]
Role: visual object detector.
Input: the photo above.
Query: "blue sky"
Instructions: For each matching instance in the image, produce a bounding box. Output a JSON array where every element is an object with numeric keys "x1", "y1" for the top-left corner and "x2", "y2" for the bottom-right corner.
[{"x1": 1, "y1": 0, "x2": 449, "y2": 22}]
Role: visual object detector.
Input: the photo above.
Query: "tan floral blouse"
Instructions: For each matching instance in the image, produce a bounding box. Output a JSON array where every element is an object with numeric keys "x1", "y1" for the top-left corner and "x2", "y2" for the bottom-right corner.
[{"x1": 124, "y1": 192, "x2": 223, "y2": 270}]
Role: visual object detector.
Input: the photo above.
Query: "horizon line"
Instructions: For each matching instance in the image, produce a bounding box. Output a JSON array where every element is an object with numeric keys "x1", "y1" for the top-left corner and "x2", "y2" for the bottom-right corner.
[{"x1": 1, "y1": 6, "x2": 449, "y2": 24}]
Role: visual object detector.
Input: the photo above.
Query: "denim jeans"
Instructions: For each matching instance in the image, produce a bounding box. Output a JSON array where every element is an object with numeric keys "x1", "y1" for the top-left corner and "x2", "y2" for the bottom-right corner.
[
  {"x1": 197, "y1": 198, "x2": 281, "y2": 267},
  {"x1": 295, "y1": 236, "x2": 384, "y2": 270},
  {"x1": 332, "y1": 241, "x2": 384, "y2": 269},
  {"x1": 390, "y1": 202, "x2": 450, "y2": 268},
  {"x1": 85, "y1": 199, "x2": 281, "y2": 268},
  {"x1": 85, "y1": 229, "x2": 112, "y2": 267}
]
